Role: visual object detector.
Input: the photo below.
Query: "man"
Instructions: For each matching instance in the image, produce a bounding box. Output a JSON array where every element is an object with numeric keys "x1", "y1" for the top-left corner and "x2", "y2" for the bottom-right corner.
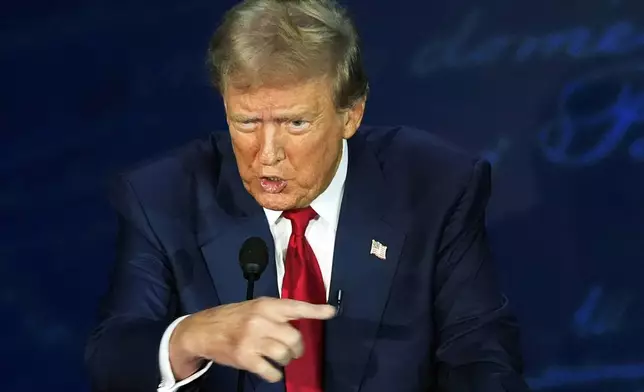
[{"x1": 85, "y1": 0, "x2": 529, "y2": 391}]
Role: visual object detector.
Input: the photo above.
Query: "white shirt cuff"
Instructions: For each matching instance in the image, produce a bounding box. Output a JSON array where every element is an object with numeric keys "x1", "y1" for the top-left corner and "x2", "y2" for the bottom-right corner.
[{"x1": 157, "y1": 315, "x2": 213, "y2": 392}]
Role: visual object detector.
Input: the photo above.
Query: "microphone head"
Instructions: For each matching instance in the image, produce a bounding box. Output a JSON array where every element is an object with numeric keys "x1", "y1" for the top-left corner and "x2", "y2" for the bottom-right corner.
[{"x1": 239, "y1": 237, "x2": 269, "y2": 281}]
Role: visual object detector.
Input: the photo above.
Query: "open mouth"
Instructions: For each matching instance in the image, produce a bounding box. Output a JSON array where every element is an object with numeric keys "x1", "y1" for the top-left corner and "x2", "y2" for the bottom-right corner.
[{"x1": 259, "y1": 176, "x2": 287, "y2": 194}]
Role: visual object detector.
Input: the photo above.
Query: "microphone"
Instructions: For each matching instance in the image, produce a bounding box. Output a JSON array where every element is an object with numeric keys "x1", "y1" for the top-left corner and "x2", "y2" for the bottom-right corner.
[{"x1": 237, "y1": 237, "x2": 269, "y2": 392}]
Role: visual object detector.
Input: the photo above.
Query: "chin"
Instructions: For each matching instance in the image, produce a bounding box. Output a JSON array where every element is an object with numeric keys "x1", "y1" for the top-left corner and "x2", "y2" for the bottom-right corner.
[{"x1": 253, "y1": 193, "x2": 297, "y2": 211}]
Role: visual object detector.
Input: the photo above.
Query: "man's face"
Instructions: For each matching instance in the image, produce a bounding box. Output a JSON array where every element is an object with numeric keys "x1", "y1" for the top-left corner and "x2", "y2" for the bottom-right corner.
[{"x1": 223, "y1": 77, "x2": 365, "y2": 211}]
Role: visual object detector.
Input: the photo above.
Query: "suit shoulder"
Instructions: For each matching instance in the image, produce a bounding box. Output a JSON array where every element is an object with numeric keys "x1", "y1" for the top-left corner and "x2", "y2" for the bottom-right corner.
[
  {"x1": 359, "y1": 125, "x2": 490, "y2": 212},
  {"x1": 360, "y1": 125, "x2": 484, "y2": 180},
  {"x1": 114, "y1": 133, "x2": 227, "y2": 189},
  {"x1": 107, "y1": 132, "x2": 231, "y2": 217}
]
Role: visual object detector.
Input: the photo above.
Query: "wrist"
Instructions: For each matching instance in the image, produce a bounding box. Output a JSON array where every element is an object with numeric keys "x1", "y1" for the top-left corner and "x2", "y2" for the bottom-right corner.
[{"x1": 169, "y1": 318, "x2": 204, "y2": 380}]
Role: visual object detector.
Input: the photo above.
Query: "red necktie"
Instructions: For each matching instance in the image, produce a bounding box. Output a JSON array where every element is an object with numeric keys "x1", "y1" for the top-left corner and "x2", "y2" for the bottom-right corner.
[{"x1": 281, "y1": 207, "x2": 326, "y2": 392}]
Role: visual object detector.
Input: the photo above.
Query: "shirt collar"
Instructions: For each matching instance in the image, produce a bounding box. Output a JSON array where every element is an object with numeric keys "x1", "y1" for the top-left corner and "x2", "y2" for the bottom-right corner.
[{"x1": 263, "y1": 139, "x2": 348, "y2": 228}]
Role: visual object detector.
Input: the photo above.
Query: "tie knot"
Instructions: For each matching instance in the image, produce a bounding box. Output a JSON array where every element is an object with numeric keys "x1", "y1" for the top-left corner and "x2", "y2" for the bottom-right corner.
[{"x1": 283, "y1": 206, "x2": 318, "y2": 237}]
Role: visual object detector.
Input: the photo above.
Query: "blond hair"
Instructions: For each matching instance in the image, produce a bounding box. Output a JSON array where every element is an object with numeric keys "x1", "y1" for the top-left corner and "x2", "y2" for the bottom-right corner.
[{"x1": 206, "y1": 0, "x2": 369, "y2": 109}]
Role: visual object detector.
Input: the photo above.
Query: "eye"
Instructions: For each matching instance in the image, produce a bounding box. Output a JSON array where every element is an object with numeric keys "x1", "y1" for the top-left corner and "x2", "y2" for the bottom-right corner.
[
  {"x1": 237, "y1": 119, "x2": 258, "y2": 131},
  {"x1": 290, "y1": 120, "x2": 310, "y2": 130}
]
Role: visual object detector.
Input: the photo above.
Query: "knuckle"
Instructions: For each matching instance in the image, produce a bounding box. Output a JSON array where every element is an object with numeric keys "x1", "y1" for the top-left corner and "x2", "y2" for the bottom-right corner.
[
  {"x1": 286, "y1": 329, "x2": 302, "y2": 347},
  {"x1": 268, "y1": 342, "x2": 288, "y2": 359},
  {"x1": 250, "y1": 297, "x2": 273, "y2": 314},
  {"x1": 254, "y1": 296, "x2": 272, "y2": 307}
]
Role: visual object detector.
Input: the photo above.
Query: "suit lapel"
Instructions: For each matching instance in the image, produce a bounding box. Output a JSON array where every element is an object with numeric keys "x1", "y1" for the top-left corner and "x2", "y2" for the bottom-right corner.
[
  {"x1": 198, "y1": 134, "x2": 284, "y2": 392},
  {"x1": 325, "y1": 134, "x2": 408, "y2": 391},
  {"x1": 199, "y1": 133, "x2": 280, "y2": 305},
  {"x1": 200, "y1": 216, "x2": 279, "y2": 304}
]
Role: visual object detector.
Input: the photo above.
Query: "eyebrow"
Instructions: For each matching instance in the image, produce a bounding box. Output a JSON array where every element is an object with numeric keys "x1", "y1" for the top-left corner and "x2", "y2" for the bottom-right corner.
[
  {"x1": 228, "y1": 114, "x2": 260, "y2": 122},
  {"x1": 228, "y1": 111, "x2": 313, "y2": 122}
]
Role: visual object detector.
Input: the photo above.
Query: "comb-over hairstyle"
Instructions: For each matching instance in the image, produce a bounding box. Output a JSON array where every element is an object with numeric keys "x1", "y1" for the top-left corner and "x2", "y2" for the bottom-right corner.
[{"x1": 206, "y1": 0, "x2": 369, "y2": 109}]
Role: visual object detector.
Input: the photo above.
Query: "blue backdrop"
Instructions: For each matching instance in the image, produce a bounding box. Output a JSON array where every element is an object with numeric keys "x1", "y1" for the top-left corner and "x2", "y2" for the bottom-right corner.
[{"x1": 2, "y1": 0, "x2": 643, "y2": 391}]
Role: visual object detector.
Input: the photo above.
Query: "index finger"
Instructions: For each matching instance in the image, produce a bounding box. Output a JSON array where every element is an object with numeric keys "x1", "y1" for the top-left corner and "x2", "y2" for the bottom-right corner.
[{"x1": 268, "y1": 299, "x2": 337, "y2": 322}]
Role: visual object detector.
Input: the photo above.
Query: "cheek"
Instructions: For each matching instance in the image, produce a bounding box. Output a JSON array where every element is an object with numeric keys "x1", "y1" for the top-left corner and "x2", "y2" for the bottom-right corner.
[
  {"x1": 231, "y1": 136, "x2": 259, "y2": 170},
  {"x1": 233, "y1": 140, "x2": 258, "y2": 181},
  {"x1": 288, "y1": 139, "x2": 336, "y2": 182}
]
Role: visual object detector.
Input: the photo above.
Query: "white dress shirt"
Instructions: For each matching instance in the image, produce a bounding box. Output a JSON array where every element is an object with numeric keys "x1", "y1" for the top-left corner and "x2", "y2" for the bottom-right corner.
[{"x1": 157, "y1": 140, "x2": 348, "y2": 392}]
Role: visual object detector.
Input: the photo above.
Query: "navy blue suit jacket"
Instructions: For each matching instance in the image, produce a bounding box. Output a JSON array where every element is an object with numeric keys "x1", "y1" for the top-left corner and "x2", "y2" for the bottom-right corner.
[{"x1": 86, "y1": 126, "x2": 529, "y2": 392}]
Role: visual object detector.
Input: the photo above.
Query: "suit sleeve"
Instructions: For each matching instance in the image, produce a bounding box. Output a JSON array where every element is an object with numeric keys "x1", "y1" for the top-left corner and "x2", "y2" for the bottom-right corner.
[
  {"x1": 433, "y1": 159, "x2": 531, "y2": 392},
  {"x1": 84, "y1": 176, "x2": 202, "y2": 392}
]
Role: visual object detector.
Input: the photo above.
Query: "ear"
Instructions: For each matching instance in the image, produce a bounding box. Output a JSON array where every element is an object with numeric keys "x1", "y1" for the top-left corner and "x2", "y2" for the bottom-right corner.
[
  {"x1": 222, "y1": 91, "x2": 234, "y2": 128},
  {"x1": 342, "y1": 97, "x2": 366, "y2": 139}
]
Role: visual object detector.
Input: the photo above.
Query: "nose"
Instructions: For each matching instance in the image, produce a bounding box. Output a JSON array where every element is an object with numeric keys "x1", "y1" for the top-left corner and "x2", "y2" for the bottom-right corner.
[{"x1": 258, "y1": 124, "x2": 284, "y2": 166}]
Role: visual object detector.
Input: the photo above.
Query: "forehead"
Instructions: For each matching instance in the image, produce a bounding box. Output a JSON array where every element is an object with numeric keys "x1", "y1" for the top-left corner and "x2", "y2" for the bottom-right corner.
[{"x1": 224, "y1": 77, "x2": 335, "y2": 114}]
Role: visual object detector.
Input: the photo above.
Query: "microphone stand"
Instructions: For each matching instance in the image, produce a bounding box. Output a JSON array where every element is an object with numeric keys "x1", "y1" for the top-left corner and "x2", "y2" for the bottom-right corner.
[
  {"x1": 237, "y1": 274, "x2": 256, "y2": 392},
  {"x1": 236, "y1": 236, "x2": 268, "y2": 392}
]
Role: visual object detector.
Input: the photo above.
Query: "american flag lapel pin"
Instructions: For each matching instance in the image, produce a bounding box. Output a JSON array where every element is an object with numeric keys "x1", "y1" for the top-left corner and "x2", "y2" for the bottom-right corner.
[{"x1": 370, "y1": 239, "x2": 387, "y2": 260}]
